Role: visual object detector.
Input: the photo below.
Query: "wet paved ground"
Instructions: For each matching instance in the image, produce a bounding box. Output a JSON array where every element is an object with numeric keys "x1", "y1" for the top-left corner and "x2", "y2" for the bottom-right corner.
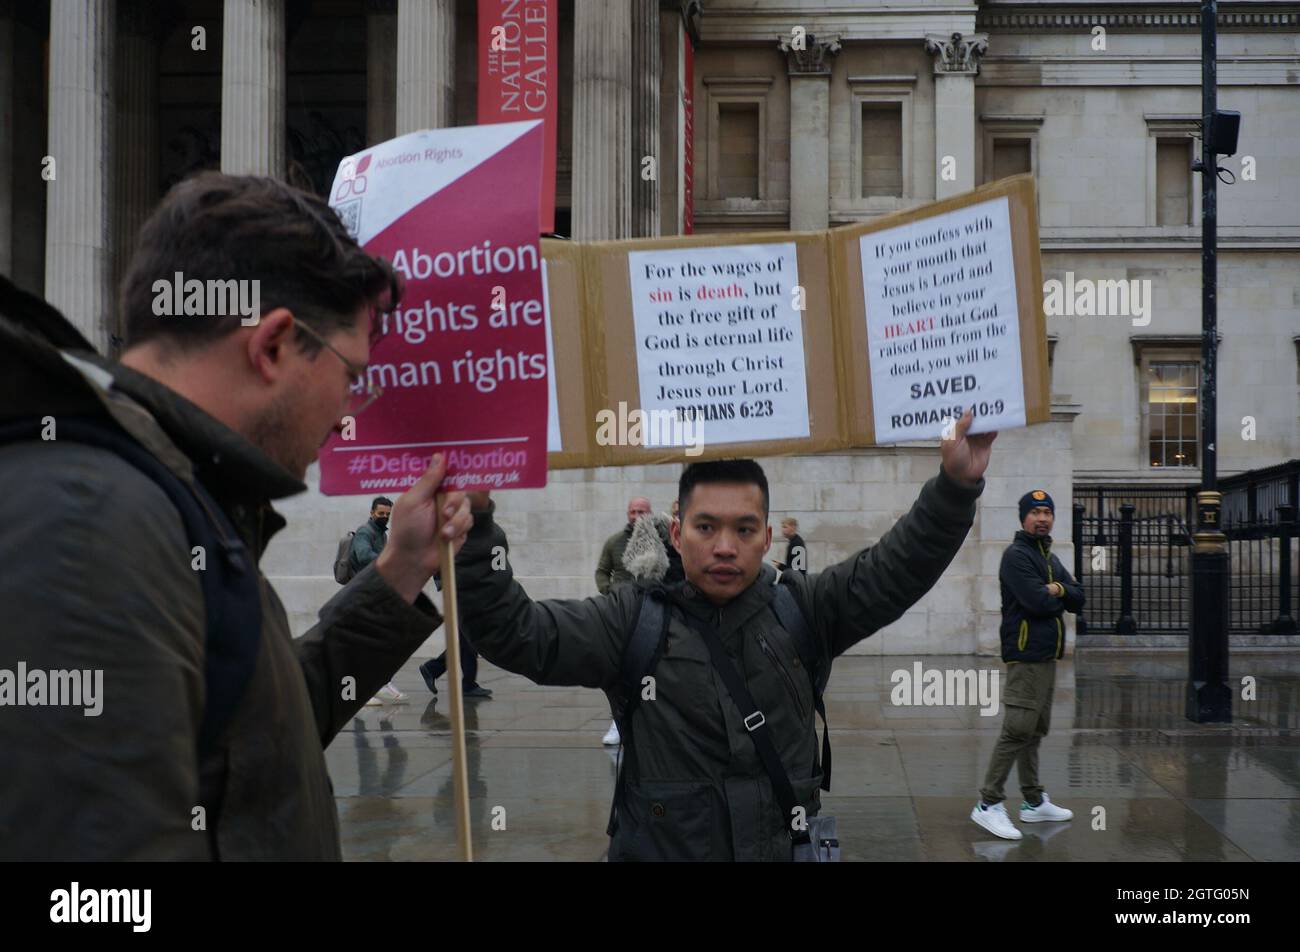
[{"x1": 329, "y1": 651, "x2": 1300, "y2": 861}]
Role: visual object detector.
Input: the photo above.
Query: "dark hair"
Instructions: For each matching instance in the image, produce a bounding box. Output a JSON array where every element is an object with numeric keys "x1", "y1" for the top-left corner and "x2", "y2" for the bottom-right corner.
[
  {"x1": 678, "y1": 459, "x2": 769, "y2": 517},
  {"x1": 119, "y1": 172, "x2": 401, "y2": 353},
  {"x1": 371, "y1": 497, "x2": 394, "y2": 511}
]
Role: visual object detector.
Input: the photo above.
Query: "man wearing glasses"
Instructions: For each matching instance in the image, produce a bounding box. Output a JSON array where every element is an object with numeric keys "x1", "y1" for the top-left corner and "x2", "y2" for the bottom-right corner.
[{"x1": 0, "y1": 172, "x2": 472, "y2": 860}]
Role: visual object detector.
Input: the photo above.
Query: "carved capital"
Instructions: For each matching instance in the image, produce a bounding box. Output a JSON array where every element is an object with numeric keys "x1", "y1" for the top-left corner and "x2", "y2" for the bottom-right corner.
[
  {"x1": 778, "y1": 33, "x2": 842, "y2": 76},
  {"x1": 925, "y1": 32, "x2": 988, "y2": 75}
]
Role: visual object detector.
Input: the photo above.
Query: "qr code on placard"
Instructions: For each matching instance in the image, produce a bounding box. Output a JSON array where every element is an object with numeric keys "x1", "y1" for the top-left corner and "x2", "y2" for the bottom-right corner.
[{"x1": 334, "y1": 199, "x2": 362, "y2": 238}]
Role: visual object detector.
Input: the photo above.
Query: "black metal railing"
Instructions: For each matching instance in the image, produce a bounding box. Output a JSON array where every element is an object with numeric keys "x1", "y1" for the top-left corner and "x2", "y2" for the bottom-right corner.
[
  {"x1": 1076, "y1": 483, "x2": 1197, "y2": 526},
  {"x1": 1072, "y1": 464, "x2": 1299, "y2": 636},
  {"x1": 1220, "y1": 458, "x2": 1300, "y2": 526},
  {"x1": 1073, "y1": 502, "x2": 1194, "y2": 634},
  {"x1": 1225, "y1": 505, "x2": 1298, "y2": 635}
]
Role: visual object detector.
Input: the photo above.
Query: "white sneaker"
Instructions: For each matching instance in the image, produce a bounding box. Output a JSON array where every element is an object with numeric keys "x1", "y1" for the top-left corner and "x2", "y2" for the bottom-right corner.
[
  {"x1": 970, "y1": 801, "x2": 1022, "y2": 840},
  {"x1": 601, "y1": 721, "x2": 621, "y2": 746},
  {"x1": 367, "y1": 682, "x2": 405, "y2": 705},
  {"x1": 1020, "y1": 793, "x2": 1073, "y2": 823}
]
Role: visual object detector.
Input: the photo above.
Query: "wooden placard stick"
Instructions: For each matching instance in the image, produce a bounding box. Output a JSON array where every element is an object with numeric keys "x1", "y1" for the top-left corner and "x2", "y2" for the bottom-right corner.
[{"x1": 438, "y1": 518, "x2": 473, "y2": 862}]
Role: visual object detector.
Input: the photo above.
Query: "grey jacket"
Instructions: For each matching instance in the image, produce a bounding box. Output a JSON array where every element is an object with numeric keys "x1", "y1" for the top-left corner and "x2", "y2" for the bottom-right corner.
[
  {"x1": 0, "y1": 290, "x2": 441, "y2": 860},
  {"x1": 454, "y1": 467, "x2": 982, "y2": 860},
  {"x1": 595, "y1": 524, "x2": 635, "y2": 593},
  {"x1": 349, "y1": 518, "x2": 388, "y2": 575}
]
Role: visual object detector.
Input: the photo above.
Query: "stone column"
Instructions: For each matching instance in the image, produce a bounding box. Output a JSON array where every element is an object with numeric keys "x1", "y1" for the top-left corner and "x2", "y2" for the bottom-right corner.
[
  {"x1": 366, "y1": 0, "x2": 398, "y2": 144},
  {"x1": 45, "y1": 0, "x2": 116, "y2": 353},
  {"x1": 220, "y1": 0, "x2": 285, "y2": 177},
  {"x1": 630, "y1": 0, "x2": 660, "y2": 238},
  {"x1": 925, "y1": 31, "x2": 986, "y2": 200},
  {"x1": 657, "y1": 1, "x2": 682, "y2": 236},
  {"x1": 572, "y1": 0, "x2": 632, "y2": 240},
  {"x1": 396, "y1": 0, "x2": 455, "y2": 133},
  {"x1": 114, "y1": 0, "x2": 160, "y2": 348},
  {"x1": 780, "y1": 34, "x2": 839, "y2": 232}
]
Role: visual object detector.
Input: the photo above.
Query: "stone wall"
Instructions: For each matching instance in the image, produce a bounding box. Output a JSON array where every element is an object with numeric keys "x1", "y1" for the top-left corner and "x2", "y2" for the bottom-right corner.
[{"x1": 1044, "y1": 249, "x2": 1300, "y2": 478}]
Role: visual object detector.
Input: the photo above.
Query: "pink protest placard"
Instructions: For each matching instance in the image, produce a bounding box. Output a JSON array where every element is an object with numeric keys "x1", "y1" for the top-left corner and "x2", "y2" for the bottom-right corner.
[{"x1": 322, "y1": 121, "x2": 548, "y2": 494}]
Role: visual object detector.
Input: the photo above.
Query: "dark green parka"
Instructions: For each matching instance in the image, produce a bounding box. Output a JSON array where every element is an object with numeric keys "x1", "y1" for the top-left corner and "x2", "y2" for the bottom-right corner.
[
  {"x1": 0, "y1": 285, "x2": 441, "y2": 860},
  {"x1": 455, "y1": 467, "x2": 983, "y2": 861}
]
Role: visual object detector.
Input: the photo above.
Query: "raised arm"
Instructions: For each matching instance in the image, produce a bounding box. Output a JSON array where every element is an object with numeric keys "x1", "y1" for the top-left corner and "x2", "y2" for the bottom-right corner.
[
  {"x1": 294, "y1": 564, "x2": 442, "y2": 745},
  {"x1": 457, "y1": 501, "x2": 633, "y2": 691},
  {"x1": 809, "y1": 408, "x2": 992, "y2": 657},
  {"x1": 297, "y1": 454, "x2": 469, "y2": 744},
  {"x1": 812, "y1": 465, "x2": 982, "y2": 657}
]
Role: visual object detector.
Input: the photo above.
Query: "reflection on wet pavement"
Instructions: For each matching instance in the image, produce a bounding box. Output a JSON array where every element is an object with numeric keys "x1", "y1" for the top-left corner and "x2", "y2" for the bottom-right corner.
[{"x1": 329, "y1": 651, "x2": 1300, "y2": 861}]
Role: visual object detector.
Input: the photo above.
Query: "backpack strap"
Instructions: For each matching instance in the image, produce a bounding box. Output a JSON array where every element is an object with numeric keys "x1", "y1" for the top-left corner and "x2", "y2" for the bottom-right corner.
[
  {"x1": 770, "y1": 580, "x2": 832, "y2": 791},
  {"x1": 679, "y1": 609, "x2": 811, "y2": 848},
  {"x1": 0, "y1": 417, "x2": 263, "y2": 842},
  {"x1": 605, "y1": 586, "x2": 670, "y2": 838}
]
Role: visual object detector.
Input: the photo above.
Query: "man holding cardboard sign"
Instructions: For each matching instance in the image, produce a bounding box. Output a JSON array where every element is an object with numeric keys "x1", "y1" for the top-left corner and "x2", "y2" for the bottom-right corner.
[{"x1": 454, "y1": 408, "x2": 994, "y2": 861}]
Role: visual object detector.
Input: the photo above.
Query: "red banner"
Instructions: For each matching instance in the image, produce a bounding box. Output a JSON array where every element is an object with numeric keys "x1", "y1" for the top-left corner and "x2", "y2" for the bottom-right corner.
[
  {"x1": 323, "y1": 122, "x2": 548, "y2": 494},
  {"x1": 477, "y1": 0, "x2": 557, "y2": 234},
  {"x1": 682, "y1": 24, "x2": 694, "y2": 235}
]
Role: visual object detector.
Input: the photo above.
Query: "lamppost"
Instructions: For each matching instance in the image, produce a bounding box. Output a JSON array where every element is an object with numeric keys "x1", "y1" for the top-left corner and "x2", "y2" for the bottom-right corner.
[{"x1": 1187, "y1": 0, "x2": 1237, "y2": 723}]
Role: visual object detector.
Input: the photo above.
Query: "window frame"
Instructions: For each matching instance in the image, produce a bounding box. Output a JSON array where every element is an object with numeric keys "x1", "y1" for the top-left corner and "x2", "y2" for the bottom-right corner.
[
  {"x1": 979, "y1": 114, "x2": 1043, "y2": 186},
  {"x1": 702, "y1": 75, "x2": 773, "y2": 202},
  {"x1": 1144, "y1": 115, "x2": 1201, "y2": 230},
  {"x1": 847, "y1": 75, "x2": 915, "y2": 212},
  {"x1": 1130, "y1": 338, "x2": 1215, "y2": 472}
]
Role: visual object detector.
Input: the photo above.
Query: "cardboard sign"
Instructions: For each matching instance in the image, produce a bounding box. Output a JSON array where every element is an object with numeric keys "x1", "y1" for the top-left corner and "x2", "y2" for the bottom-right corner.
[
  {"x1": 830, "y1": 175, "x2": 1050, "y2": 448},
  {"x1": 477, "y1": 0, "x2": 557, "y2": 234},
  {"x1": 321, "y1": 121, "x2": 548, "y2": 494},
  {"x1": 626, "y1": 241, "x2": 811, "y2": 448},
  {"x1": 858, "y1": 195, "x2": 1024, "y2": 442},
  {"x1": 539, "y1": 239, "x2": 600, "y2": 469},
  {"x1": 538, "y1": 174, "x2": 1048, "y2": 469},
  {"x1": 582, "y1": 230, "x2": 844, "y2": 465}
]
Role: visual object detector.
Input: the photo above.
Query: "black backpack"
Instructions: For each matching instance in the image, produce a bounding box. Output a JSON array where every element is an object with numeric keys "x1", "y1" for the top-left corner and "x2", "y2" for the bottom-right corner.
[
  {"x1": 0, "y1": 274, "x2": 261, "y2": 786},
  {"x1": 334, "y1": 532, "x2": 357, "y2": 584},
  {"x1": 606, "y1": 581, "x2": 833, "y2": 834},
  {"x1": 0, "y1": 416, "x2": 263, "y2": 788}
]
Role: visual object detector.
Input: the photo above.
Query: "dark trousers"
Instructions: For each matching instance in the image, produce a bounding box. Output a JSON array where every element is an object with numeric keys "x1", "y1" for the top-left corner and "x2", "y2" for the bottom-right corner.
[
  {"x1": 979, "y1": 660, "x2": 1056, "y2": 806},
  {"x1": 426, "y1": 630, "x2": 479, "y2": 689}
]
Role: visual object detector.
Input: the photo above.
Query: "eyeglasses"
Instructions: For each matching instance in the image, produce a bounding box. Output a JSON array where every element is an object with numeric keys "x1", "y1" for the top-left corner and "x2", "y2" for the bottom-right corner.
[{"x1": 294, "y1": 320, "x2": 383, "y2": 417}]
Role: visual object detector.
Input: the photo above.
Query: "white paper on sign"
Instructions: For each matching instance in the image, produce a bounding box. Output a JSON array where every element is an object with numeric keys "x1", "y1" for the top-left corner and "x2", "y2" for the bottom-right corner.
[
  {"x1": 627, "y1": 242, "x2": 811, "y2": 449},
  {"x1": 859, "y1": 196, "x2": 1026, "y2": 443},
  {"x1": 542, "y1": 260, "x2": 562, "y2": 453}
]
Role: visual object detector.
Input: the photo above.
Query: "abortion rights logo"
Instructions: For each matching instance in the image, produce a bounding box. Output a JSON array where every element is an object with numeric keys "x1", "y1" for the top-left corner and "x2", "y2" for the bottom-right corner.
[{"x1": 333, "y1": 153, "x2": 372, "y2": 237}]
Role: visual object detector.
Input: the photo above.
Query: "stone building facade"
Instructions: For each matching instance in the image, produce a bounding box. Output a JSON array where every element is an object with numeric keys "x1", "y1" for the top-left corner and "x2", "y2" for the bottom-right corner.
[{"x1": 2, "y1": 1, "x2": 1296, "y2": 653}]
